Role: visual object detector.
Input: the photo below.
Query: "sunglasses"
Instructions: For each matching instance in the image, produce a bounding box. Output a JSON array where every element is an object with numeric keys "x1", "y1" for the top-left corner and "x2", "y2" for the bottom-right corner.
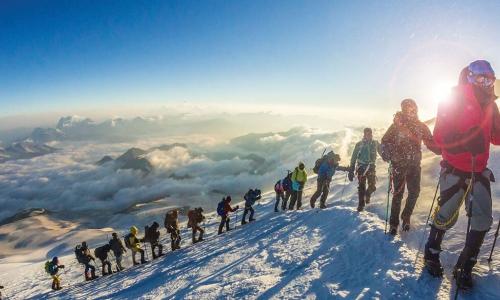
[{"x1": 472, "y1": 75, "x2": 495, "y2": 88}]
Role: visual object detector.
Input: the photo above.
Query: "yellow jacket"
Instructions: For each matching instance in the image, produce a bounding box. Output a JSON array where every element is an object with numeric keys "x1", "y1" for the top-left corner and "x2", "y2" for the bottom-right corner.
[{"x1": 292, "y1": 167, "x2": 308, "y2": 183}]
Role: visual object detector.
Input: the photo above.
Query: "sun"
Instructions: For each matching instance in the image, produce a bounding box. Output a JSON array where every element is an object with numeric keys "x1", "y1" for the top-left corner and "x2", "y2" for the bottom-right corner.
[{"x1": 431, "y1": 80, "x2": 455, "y2": 106}]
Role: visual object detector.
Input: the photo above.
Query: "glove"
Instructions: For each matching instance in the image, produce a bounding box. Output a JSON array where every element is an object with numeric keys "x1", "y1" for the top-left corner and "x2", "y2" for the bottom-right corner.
[
  {"x1": 464, "y1": 127, "x2": 486, "y2": 155},
  {"x1": 348, "y1": 171, "x2": 354, "y2": 182},
  {"x1": 60, "y1": 265, "x2": 65, "y2": 268}
]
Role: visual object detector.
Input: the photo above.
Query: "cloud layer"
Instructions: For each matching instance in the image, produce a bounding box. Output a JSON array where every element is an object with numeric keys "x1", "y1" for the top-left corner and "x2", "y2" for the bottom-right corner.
[{"x1": 0, "y1": 126, "x2": 375, "y2": 228}]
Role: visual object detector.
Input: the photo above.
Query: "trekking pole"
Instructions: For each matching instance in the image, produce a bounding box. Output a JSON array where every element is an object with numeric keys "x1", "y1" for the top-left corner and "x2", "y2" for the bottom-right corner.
[
  {"x1": 414, "y1": 180, "x2": 440, "y2": 265},
  {"x1": 487, "y1": 219, "x2": 500, "y2": 263},
  {"x1": 454, "y1": 156, "x2": 476, "y2": 300},
  {"x1": 384, "y1": 164, "x2": 392, "y2": 234}
]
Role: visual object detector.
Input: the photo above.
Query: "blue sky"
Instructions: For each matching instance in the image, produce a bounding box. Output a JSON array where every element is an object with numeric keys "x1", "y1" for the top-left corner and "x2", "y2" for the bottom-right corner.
[{"x1": 1, "y1": 0, "x2": 499, "y2": 121}]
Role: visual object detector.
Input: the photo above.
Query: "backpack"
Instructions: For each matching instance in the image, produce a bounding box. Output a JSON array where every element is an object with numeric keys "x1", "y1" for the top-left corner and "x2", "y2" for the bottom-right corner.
[
  {"x1": 124, "y1": 233, "x2": 133, "y2": 249},
  {"x1": 313, "y1": 151, "x2": 333, "y2": 174},
  {"x1": 74, "y1": 245, "x2": 85, "y2": 264},
  {"x1": 216, "y1": 201, "x2": 225, "y2": 216},
  {"x1": 44, "y1": 261, "x2": 52, "y2": 274}
]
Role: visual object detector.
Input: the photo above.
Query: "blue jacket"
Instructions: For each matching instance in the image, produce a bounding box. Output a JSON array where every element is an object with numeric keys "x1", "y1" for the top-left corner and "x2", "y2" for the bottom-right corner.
[
  {"x1": 318, "y1": 161, "x2": 349, "y2": 181},
  {"x1": 244, "y1": 190, "x2": 262, "y2": 206}
]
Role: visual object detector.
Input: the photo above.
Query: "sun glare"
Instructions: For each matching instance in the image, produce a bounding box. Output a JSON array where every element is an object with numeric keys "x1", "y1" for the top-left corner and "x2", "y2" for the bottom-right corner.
[{"x1": 431, "y1": 80, "x2": 455, "y2": 105}]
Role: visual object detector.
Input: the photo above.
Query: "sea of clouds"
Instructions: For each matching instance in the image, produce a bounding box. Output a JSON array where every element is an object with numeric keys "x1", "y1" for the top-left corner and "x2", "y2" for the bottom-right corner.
[{"x1": 0, "y1": 124, "x2": 379, "y2": 228}]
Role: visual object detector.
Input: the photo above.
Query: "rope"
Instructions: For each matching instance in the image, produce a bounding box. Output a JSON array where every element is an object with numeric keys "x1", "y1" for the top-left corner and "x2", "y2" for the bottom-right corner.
[{"x1": 432, "y1": 177, "x2": 473, "y2": 228}]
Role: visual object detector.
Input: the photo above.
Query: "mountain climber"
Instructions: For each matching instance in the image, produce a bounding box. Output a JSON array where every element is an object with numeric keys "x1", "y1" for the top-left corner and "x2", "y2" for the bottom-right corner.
[
  {"x1": 381, "y1": 99, "x2": 440, "y2": 235},
  {"x1": 217, "y1": 196, "x2": 239, "y2": 234},
  {"x1": 274, "y1": 173, "x2": 292, "y2": 212},
  {"x1": 424, "y1": 60, "x2": 500, "y2": 289},
  {"x1": 109, "y1": 232, "x2": 127, "y2": 271},
  {"x1": 349, "y1": 128, "x2": 380, "y2": 211},
  {"x1": 45, "y1": 256, "x2": 64, "y2": 290},
  {"x1": 94, "y1": 244, "x2": 113, "y2": 275},
  {"x1": 242, "y1": 189, "x2": 262, "y2": 224},
  {"x1": 187, "y1": 207, "x2": 205, "y2": 243},
  {"x1": 164, "y1": 210, "x2": 182, "y2": 251},
  {"x1": 75, "y1": 241, "x2": 98, "y2": 281},
  {"x1": 126, "y1": 226, "x2": 147, "y2": 265},
  {"x1": 144, "y1": 221, "x2": 164, "y2": 259},
  {"x1": 310, "y1": 152, "x2": 349, "y2": 209},
  {"x1": 289, "y1": 162, "x2": 308, "y2": 210}
]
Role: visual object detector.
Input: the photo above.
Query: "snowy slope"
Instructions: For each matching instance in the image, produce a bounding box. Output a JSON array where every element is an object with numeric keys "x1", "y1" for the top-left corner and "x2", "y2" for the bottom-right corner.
[{"x1": 0, "y1": 151, "x2": 499, "y2": 299}]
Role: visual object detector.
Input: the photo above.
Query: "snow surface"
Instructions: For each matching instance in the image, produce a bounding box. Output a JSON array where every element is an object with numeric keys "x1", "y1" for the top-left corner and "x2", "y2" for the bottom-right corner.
[{"x1": 0, "y1": 150, "x2": 499, "y2": 299}]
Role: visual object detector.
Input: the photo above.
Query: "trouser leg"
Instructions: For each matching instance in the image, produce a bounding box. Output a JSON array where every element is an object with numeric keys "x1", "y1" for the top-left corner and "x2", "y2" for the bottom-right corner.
[
  {"x1": 242, "y1": 207, "x2": 249, "y2": 223},
  {"x1": 274, "y1": 192, "x2": 282, "y2": 211},
  {"x1": 310, "y1": 180, "x2": 322, "y2": 208},
  {"x1": 390, "y1": 166, "x2": 406, "y2": 227},
  {"x1": 319, "y1": 180, "x2": 330, "y2": 207},
  {"x1": 116, "y1": 254, "x2": 123, "y2": 270},
  {"x1": 199, "y1": 226, "x2": 204, "y2": 240},
  {"x1": 358, "y1": 175, "x2": 367, "y2": 209},
  {"x1": 297, "y1": 190, "x2": 303, "y2": 209},
  {"x1": 249, "y1": 206, "x2": 255, "y2": 220},
  {"x1": 401, "y1": 165, "x2": 421, "y2": 224},
  {"x1": 282, "y1": 191, "x2": 290, "y2": 210},
  {"x1": 218, "y1": 217, "x2": 226, "y2": 234},
  {"x1": 139, "y1": 249, "x2": 145, "y2": 262},
  {"x1": 366, "y1": 170, "x2": 377, "y2": 200},
  {"x1": 289, "y1": 190, "x2": 297, "y2": 210}
]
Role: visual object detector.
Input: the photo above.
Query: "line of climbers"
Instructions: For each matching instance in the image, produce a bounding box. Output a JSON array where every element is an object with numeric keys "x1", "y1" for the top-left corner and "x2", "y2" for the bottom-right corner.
[
  {"x1": 43, "y1": 190, "x2": 262, "y2": 291},
  {"x1": 42, "y1": 60, "x2": 498, "y2": 293}
]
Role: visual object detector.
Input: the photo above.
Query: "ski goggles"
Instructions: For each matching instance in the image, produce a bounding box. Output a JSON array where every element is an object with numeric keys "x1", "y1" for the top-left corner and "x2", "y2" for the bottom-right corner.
[{"x1": 471, "y1": 74, "x2": 496, "y2": 88}]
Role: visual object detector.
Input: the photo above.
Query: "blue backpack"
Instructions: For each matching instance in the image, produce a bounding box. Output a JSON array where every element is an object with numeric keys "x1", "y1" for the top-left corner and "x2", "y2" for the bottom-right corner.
[{"x1": 217, "y1": 201, "x2": 225, "y2": 216}]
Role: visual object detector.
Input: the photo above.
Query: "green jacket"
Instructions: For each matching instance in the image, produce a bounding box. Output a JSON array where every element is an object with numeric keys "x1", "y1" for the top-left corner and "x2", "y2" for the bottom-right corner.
[
  {"x1": 350, "y1": 139, "x2": 379, "y2": 169},
  {"x1": 291, "y1": 167, "x2": 308, "y2": 183}
]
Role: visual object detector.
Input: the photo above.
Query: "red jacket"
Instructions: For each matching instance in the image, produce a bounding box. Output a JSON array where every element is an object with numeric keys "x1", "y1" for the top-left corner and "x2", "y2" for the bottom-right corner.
[
  {"x1": 433, "y1": 83, "x2": 500, "y2": 172},
  {"x1": 223, "y1": 201, "x2": 237, "y2": 216}
]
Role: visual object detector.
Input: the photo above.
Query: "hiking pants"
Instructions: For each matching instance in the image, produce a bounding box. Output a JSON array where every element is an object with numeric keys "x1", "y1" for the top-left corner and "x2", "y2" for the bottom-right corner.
[
  {"x1": 100, "y1": 259, "x2": 112, "y2": 275},
  {"x1": 170, "y1": 230, "x2": 181, "y2": 250},
  {"x1": 84, "y1": 262, "x2": 95, "y2": 276},
  {"x1": 310, "y1": 178, "x2": 330, "y2": 208},
  {"x1": 51, "y1": 275, "x2": 60, "y2": 290},
  {"x1": 242, "y1": 205, "x2": 255, "y2": 223},
  {"x1": 191, "y1": 225, "x2": 204, "y2": 243},
  {"x1": 218, "y1": 215, "x2": 231, "y2": 234},
  {"x1": 357, "y1": 164, "x2": 376, "y2": 208},
  {"x1": 114, "y1": 253, "x2": 124, "y2": 270},
  {"x1": 150, "y1": 242, "x2": 163, "y2": 259},
  {"x1": 389, "y1": 163, "x2": 421, "y2": 227},
  {"x1": 432, "y1": 167, "x2": 493, "y2": 232},
  {"x1": 131, "y1": 248, "x2": 145, "y2": 264},
  {"x1": 289, "y1": 190, "x2": 303, "y2": 210},
  {"x1": 275, "y1": 191, "x2": 285, "y2": 211}
]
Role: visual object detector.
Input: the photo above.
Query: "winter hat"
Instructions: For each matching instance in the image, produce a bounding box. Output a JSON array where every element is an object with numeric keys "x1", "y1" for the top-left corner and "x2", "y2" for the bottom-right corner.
[
  {"x1": 226, "y1": 195, "x2": 232, "y2": 202},
  {"x1": 152, "y1": 221, "x2": 159, "y2": 228},
  {"x1": 52, "y1": 256, "x2": 59, "y2": 264}
]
